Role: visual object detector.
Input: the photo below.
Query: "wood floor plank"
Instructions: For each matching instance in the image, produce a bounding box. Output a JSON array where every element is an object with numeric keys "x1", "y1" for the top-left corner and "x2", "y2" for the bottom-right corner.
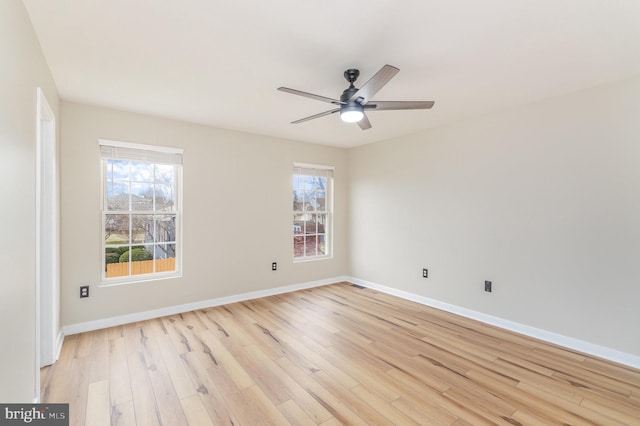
[
  {"x1": 230, "y1": 341, "x2": 333, "y2": 423},
  {"x1": 41, "y1": 282, "x2": 640, "y2": 425},
  {"x1": 391, "y1": 394, "x2": 458, "y2": 425},
  {"x1": 144, "y1": 336, "x2": 189, "y2": 426},
  {"x1": 274, "y1": 357, "x2": 334, "y2": 424},
  {"x1": 241, "y1": 384, "x2": 292, "y2": 425},
  {"x1": 88, "y1": 328, "x2": 110, "y2": 384},
  {"x1": 154, "y1": 333, "x2": 197, "y2": 400},
  {"x1": 75, "y1": 331, "x2": 92, "y2": 358},
  {"x1": 350, "y1": 383, "x2": 421, "y2": 426},
  {"x1": 277, "y1": 399, "x2": 316, "y2": 426},
  {"x1": 66, "y1": 357, "x2": 91, "y2": 426},
  {"x1": 123, "y1": 325, "x2": 162, "y2": 426},
  {"x1": 110, "y1": 401, "x2": 136, "y2": 426},
  {"x1": 179, "y1": 350, "x2": 240, "y2": 425},
  {"x1": 274, "y1": 330, "x2": 359, "y2": 390},
  {"x1": 467, "y1": 368, "x2": 617, "y2": 426},
  {"x1": 85, "y1": 380, "x2": 110, "y2": 426},
  {"x1": 179, "y1": 394, "x2": 214, "y2": 426},
  {"x1": 515, "y1": 381, "x2": 628, "y2": 425},
  {"x1": 198, "y1": 329, "x2": 254, "y2": 390},
  {"x1": 109, "y1": 337, "x2": 133, "y2": 407}
]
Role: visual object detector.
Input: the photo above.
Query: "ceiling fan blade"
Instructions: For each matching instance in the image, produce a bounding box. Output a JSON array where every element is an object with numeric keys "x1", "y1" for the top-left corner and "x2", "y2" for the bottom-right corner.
[
  {"x1": 278, "y1": 87, "x2": 344, "y2": 105},
  {"x1": 367, "y1": 100, "x2": 435, "y2": 110},
  {"x1": 357, "y1": 113, "x2": 372, "y2": 130},
  {"x1": 291, "y1": 108, "x2": 340, "y2": 124},
  {"x1": 349, "y1": 64, "x2": 399, "y2": 104}
]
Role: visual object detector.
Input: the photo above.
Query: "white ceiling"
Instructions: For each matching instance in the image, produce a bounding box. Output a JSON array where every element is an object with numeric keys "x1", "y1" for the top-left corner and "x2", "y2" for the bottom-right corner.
[{"x1": 23, "y1": 0, "x2": 640, "y2": 148}]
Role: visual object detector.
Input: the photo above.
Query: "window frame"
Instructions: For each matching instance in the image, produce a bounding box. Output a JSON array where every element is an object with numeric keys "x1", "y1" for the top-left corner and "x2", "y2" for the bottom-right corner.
[
  {"x1": 99, "y1": 139, "x2": 183, "y2": 285},
  {"x1": 292, "y1": 162, "x2": 334, "y2": 262}
]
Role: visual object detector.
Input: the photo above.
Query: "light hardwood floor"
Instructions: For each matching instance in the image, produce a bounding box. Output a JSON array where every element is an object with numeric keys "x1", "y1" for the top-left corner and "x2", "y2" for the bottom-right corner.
[{"x1": 41, "y1": 282, "x2": 640, "y2": 425}]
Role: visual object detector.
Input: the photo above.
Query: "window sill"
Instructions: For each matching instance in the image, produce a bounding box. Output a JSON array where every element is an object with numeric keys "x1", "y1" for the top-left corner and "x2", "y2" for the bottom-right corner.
[
  {"x1": 99, "y1": 271, "x2": 182, "y2": 287},
  {"x1": 293, "y1": 255, "x2": 333, "y2": 263}
]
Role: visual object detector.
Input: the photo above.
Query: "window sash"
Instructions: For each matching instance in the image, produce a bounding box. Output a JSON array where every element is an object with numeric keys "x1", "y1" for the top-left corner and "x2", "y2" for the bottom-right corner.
[
  {"x1": 100, "y1": 140, "x2": 182, "y2": 283},
  {"x1": 293, "y1": 163, "x2": 333, "y2": 260}
]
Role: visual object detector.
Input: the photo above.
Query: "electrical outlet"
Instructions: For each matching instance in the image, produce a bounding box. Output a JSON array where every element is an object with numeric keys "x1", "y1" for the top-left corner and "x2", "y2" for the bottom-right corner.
[
  {"x1": 272, "y1": 262, "x2": 277, "y2": 271},
  {"x1": 484, "y1": 281, "x2": 492, "y2": 292},
  {"x1": 80, "y1": 285, "x2": 89, "y2": 298},
  {"x1": 422, "y1": 268, "x2": 428, "y2": 278}
]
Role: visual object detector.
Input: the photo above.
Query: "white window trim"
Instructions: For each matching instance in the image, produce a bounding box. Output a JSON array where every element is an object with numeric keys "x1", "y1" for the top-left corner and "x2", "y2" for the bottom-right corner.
[
  {"x1": 99, "y1": 139, "x2": 183, "y2": 155},
  {"x1": 99, "y1": 139, "x2": 183, "y2": 286},
  {"x1": 293, "y1": 162, "x2": 335, "y2": 171},
  {"x1": 293, "y1": 163, "x2": 334, "y2": 262}
]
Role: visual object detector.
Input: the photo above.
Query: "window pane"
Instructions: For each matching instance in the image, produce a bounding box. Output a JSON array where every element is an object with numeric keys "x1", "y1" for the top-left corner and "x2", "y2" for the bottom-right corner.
[
  {"x1": 130, "y1": 245, "x2": 154, "y2": 276},
  {"x1": 293, "y1": 214, "x2": 303, "y2": 235},
  {"x1": 316, "y1": 213, "x2": 327, "y2": 234},
  {"x1": 306, "y1": 214, "x2": 318, "y2": 235},
  {"x1": 105, "y1": 247, "x2": 129, "y2": 278},
  {"x1": 155, "y1": 164, "x2": 175, "y2": 185},
  {"x1": 154, "y1": 242, "x2": 176, "y2": 260},
  {"x1": 106, "y1": 182, "x2": 129, "y2": 211},
  {"x1": 314, "y1": 177, "x2": 327, "y2": 192},
  {"x1": 130, "y1": 161, "x2": 154, "y2": 182},
  {"x1": 293, "y1": 236, "x2": 305, "y2": 258},
  {"x1": 317, "y1": 234, "x2": 326, "y2": 255},
  {"x1": 155, "y1": 184, "x2": 175, "y2": 211},
  {"x1": 154, "y1": 243, "x2": 176, "y2": 272},
  {"x1": 301, "y1": 175, "x2": 314, "y2": 188},
  {"x1": 302, "y1": 176, "x2": 315, "y2": 209},
  {"x1": 305, "y1": 235, "x2": 318, "y2": 256},
  {"x1": 131, "y1": 214, "x2": 154, "y2": 244},
  {"x1": 107, "y1": 159, "x2": 129, "y2": 182},
  {"x1": 155, "y1": 215, "x2": 176, "y2": 243},
  {"x1": 105, "y1": 214, "x2": 130, "y2": 245},
  {"x1": 301, "y1": 176, "x2": 325, "y2": 192},
  {"x1": 130, "y1": 183, "x2": 154, "y2": 210},
  {"x1": 315, "y1": 191, "x2": 326, "y2": 210},
  {"x1": 293, "y1": 187, "x2": 304, "y2": 211}
]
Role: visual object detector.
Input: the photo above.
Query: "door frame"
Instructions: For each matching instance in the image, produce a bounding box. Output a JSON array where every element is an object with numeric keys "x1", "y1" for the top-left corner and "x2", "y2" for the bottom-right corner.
[{"x1": 35, "y1": 87, "x2": 59, "y2": 401}]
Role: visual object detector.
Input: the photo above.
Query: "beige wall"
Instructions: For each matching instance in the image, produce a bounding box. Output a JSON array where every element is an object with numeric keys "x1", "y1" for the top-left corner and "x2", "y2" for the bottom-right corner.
[
  {"x1": 349, "y1": 74, "x2": 640, "y2": 356},
  {"x1": 60, "y1": 102, "x2": 348, "y2": 326},
  {"x1": 0, "y1": 0, "x2": 60, "y2": 402}
]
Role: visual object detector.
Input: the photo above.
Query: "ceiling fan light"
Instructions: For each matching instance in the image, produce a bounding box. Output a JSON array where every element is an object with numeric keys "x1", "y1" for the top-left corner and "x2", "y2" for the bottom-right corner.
[{"x1": 340, "y1": 105, "x2": 364, "y2": 123}]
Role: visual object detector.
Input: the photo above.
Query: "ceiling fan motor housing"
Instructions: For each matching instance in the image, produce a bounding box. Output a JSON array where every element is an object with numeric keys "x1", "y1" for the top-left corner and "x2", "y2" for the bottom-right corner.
[{"x1": 340, "y1": 87, "x2": 360, "y2": 103}]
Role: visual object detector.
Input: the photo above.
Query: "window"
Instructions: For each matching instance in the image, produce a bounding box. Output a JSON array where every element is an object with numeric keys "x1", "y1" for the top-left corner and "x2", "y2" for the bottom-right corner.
[
  {"x1": 100, "y1": 140, "x2": 182, "y2": 283},
  {"x1": 293, "y1": 163, "x2": 333, "y2": 260}
]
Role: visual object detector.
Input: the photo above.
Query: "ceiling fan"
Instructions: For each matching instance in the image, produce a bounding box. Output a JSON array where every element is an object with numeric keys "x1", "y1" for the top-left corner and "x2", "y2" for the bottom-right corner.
[{"x1": 278, "y1": 64, "x2": 434, "y2": 130}]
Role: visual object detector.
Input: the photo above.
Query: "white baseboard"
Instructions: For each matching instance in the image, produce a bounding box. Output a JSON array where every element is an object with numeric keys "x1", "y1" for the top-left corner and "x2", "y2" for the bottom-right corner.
[
  {"x1": 347, "y1": 276, "x2": 640, "y2": 370},
  {"x1": 62, "y1": 276, "x2": 348, "y2": 336}
]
